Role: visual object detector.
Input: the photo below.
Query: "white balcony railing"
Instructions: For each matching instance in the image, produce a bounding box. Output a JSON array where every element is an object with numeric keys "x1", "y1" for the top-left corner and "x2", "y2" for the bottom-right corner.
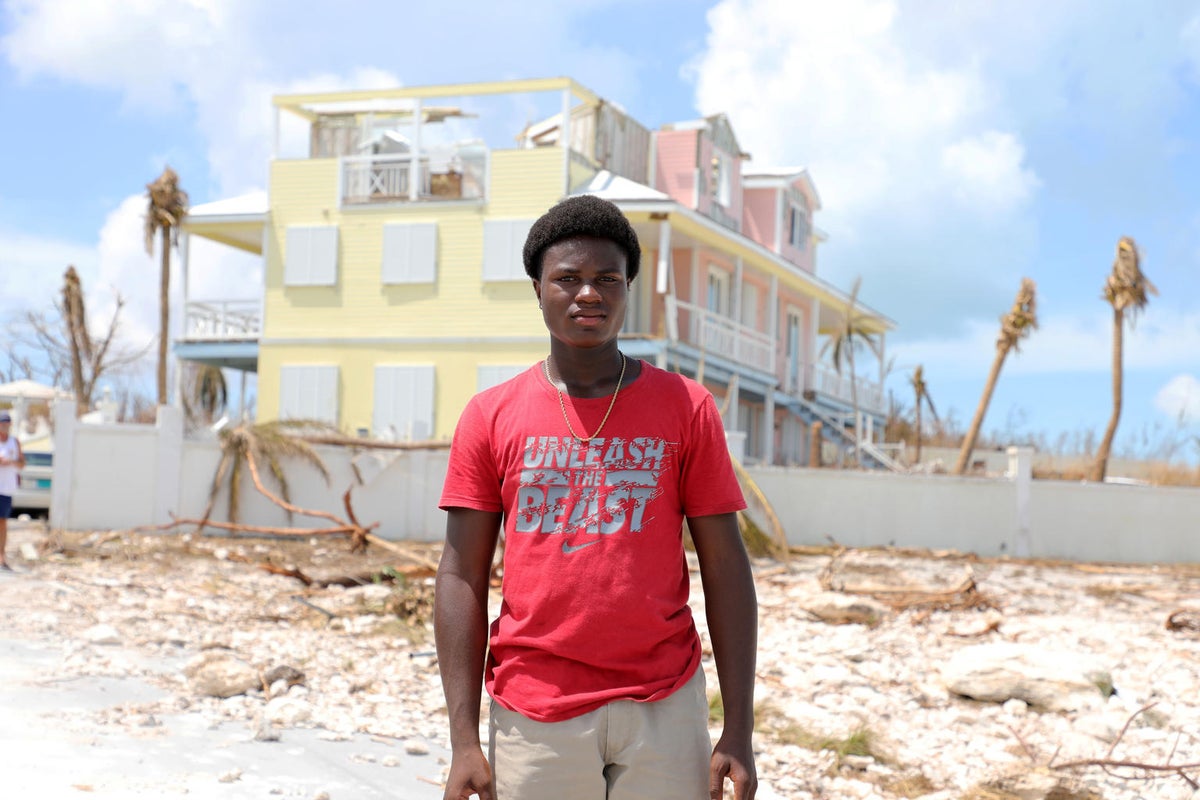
[
  {"x1": 811, "y1": 362, "x2": 884, "y2": 414},
  {"x1": 667, "y1": 298, "x2": 775, "y2": 374},
  {"x1": 184, "y1": 300, "x2": 261, "y2": 341},
  {"x1": 341, "y1": 148, "x2": 487, "y2": 205}
]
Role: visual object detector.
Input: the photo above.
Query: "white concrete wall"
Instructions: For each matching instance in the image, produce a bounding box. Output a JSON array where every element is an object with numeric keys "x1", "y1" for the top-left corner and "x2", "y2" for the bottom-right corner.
[
  {"x1": 49, "y1": 408, "x2": 1200, "y2": 564},
  {"x1": 52, "y1": 402, "x2": 450, "y2": 542}
]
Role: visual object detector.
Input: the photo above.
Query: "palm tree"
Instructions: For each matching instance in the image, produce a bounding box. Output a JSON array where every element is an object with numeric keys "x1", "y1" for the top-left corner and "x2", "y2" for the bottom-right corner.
[
  {"x1": 144, "y1": 166, "x2": 189, "y2": 406},
  {"x1": 201, "y1": 419, "x2": 331, "y2": 527},
  {"x1": 62, "y1": 266, "x2": 91, "y2": 415},
  {"x1": 183, "y1": 363, "x2": 228, "y2": 426},
  {"x1": 820, "y1": 277, "x2": 880, "y2": 464},
  {"x1": 953, "y1": 278, "x2": 1038, "y2": 475},
  {"x1": 1089, "y1": 237, "x2": 1155, "y2": 482},
  {"x1": 909, "y1": 365, "x2": 938, "y2": 465}
]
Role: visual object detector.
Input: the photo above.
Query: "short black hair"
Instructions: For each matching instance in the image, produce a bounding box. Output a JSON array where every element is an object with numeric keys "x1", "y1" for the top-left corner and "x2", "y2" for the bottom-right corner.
[{"x1": 522, "y1": 194, "x2": 641, "y2": 281}]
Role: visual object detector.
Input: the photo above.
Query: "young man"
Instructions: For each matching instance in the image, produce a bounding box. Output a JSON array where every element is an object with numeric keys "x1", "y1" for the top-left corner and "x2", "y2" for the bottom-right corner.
[
  {"x1": 435, "y1": 194, "x2": 758, "y2": 799},
  {"x1": 0, "y1": 411, "x2": 25, "y2": 571}
]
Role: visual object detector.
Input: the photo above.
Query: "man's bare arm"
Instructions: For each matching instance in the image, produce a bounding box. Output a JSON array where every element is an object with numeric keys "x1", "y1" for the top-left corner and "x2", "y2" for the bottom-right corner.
[
  {"x1": 689, "y1": 512, "x2": 758, "y2": 800},
  {"x1": 435, "y1": 507, "x2": 501, "y2": 799}
]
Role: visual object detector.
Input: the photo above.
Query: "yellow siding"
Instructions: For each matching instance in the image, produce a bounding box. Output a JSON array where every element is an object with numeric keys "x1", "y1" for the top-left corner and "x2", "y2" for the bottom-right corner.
[
  {"x1": 260, "y1": 148, "x2": 571, "y2": 437},
  {"x1": 264, "y1": 158, "x2": 559, "y2": 341},
  {"x1": 258, "y1": 340, "x2": 545, "y2": 438},
  {"x1": 487, "y1": 148, "x2": 564, "y2": 217}
]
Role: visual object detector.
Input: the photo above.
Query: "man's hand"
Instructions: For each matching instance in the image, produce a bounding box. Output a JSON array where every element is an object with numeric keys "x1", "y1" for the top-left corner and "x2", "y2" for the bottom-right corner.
[
  {"x1": 443, "y1": 745, "x2": 494, "y2": 800},
  {"x1": 709, "y1": 733, "x2": 757, "y2": 799}
]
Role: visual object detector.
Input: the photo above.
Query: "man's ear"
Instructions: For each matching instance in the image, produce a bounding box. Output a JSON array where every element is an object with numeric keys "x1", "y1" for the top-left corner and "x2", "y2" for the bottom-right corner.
[{"x1": 531, "y1": 278, "x2": 541, "y2": 301}]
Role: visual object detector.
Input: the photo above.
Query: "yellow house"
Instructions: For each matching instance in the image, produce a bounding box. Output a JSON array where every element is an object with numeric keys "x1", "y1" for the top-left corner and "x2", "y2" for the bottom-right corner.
[{"x1": 179, "y1": 77, "x2": 896, "y2": 467}]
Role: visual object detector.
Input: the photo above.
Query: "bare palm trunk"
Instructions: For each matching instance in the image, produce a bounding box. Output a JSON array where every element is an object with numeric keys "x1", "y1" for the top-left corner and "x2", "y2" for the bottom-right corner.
[
  {"x1": 1089, "y1": 308, "x2": 1124, "y2": 482},
  {"x1": 914, "y1": 398, "x2": 923, "y2": 465},
  {"x1": 954, "y1": 346, "x2": 1010, "y2": 475},
  {"x1": 848, "y1": 347, "x2": 860, "y2": 464},
  {"x1": 157, "y1": 227, "x2": 170, "y2": 405}
]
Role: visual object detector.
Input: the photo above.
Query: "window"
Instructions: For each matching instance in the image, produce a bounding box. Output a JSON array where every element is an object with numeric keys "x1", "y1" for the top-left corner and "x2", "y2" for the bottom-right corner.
[
  {"x1": 740, "y1": 283, "x2": 759, "y2": 329},
  {"x1": 706, "y1": 267, "x2": 730, "y2": 315},
  {"x1": 711, "y1": 152, "x2": 733, "y2": 208},
  {"x1": 482, "y1": 219, "x2": 536, "y2": 281},
  {"x1": 477, "y1": 364, "x2": 527, "y2": 392},
  {"x1": 374, "y1": 365, "x2": 434, "y2": 441},
  {"x1": 279, "y1": 365, "x2": 339, "y2": 424},
  {"x1": 285, "y1": 225, "x2": 339, "y2": 286},
  {"x1": 786, "y1": 189, "x2": 811, "y2": 250},
  {"x1": 381, "y1": 222, "x2": 438, "y2": 284}
]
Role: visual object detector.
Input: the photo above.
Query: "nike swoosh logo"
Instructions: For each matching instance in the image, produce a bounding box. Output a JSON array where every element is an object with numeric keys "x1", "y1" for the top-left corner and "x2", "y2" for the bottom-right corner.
[{"x1": 562, "y1": 540, "x2": 603, "y2": 554}]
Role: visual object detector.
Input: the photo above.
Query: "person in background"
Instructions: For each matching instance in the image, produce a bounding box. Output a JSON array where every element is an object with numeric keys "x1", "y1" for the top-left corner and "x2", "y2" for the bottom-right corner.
[
  {"x1": 0, "y1": 411, "x2": 25, "y2": 571},
  {"x1": 435, "y1": 194, "x2": 758, "y2": 799}
]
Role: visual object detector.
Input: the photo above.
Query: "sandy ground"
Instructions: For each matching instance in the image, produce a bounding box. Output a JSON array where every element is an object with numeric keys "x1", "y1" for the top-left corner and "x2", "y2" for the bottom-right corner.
[
  {"x1": 0, "y1": 520, "x2": 449, "y2": 800},
  {"x1": 2, "y1": 517, "x2": 1199, "y2": 800}
]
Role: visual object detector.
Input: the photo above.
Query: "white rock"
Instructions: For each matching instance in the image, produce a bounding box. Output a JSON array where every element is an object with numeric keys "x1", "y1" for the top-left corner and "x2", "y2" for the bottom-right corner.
[
  {"x1": 82, "y1": 623, "x2": 122, "y2": 645},
  {"x1": 265, "y1": 696, "x2": 313, "y2": 726},
  {"x1": 940, "y1": 642, "x2": 1111, "y2": 711},
  {"x1": 803, "y1": 592, "x2": 889, "y2": 626},
  {"x1": 185, "y1": 652, "x2": 259, "y2": 699},
  {"x1": 1002, "y1": 698, "x2": 1028, "y2": 716}
]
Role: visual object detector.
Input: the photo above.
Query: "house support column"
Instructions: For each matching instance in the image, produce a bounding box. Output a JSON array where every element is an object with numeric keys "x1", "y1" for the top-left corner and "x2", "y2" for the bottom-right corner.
[
  {"x1": 410, "y1": 99, "x2": 422, "y2": 202},
  {"x1": 763, "y1": 389, "x2": 775, "y2": 465},
  {"x1": 809, "y1": 296, "x2": 820, "y2": 394},
  {"x1": 174, "y1": 231, "x2": 191, "y2": 409},
  {"x1": 768, "y1": 274, "x2": 778, "y2": 372},
  {"x1": 656, "y1": 220, "x2": 671, "y2": 294},
  {"x1": 561, "y1": 89, "x2": 572, "y2": 195}
]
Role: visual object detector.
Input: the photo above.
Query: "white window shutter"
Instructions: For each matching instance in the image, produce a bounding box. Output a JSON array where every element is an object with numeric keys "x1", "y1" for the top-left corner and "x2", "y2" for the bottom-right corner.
[
  {"x1": 476, "y1": 364, "x2": 526, "y2": 392},
  {"x1": 279, "y1": 365, "x2": 339, "y2": 424},
  {"x1": 483, "y1": 219, "x2": 535, "y2": 281},
  {"x1": 286, "y1": 225, "x2": 339, "y2": 286},
  {"x1": 382, "y1": 222, "x2": 438, "y2": 284},
  {"x1": 374, "y1": 365, "x2": 434, "y2": 441}
]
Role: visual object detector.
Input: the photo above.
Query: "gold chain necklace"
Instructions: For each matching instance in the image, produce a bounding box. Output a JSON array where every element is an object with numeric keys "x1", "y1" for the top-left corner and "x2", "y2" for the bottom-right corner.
[{"x1": 543, "y1": 353, "x2": 627, "y2": 444}]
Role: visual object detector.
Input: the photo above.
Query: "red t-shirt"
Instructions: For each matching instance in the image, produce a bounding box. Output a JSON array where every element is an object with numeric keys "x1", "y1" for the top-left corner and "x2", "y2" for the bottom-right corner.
[{"x1": 439, "y1": 360, "x2": 746, "y2": 722}]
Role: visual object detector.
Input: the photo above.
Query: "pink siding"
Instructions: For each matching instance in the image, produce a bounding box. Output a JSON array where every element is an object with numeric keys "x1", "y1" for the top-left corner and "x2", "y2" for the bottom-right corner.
[
  {"x1": 742, "y1": 188, "x2": 777, "y2": 251},
  {"x1": 654, "y1": 130, "x2": 698, "y2": 209}
]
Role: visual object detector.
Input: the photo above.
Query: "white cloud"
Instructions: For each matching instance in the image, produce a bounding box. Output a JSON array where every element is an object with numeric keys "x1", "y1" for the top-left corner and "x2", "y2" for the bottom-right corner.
[
  {"x1": 0, "y1": 231, "x2": 97, "y2": 323},
  {"x1": 1155, "y1": 374, "x2": 1200, "y2": 424},
  {"x1": 940, "y1": 132, "x2": 1040, "y2": 213},
  {"x1": 1, "y1": 0, "x2": 240, "y2": 108},
  {"x1": 890, "y1": 306, "x2": 1200, "y2": 379}
]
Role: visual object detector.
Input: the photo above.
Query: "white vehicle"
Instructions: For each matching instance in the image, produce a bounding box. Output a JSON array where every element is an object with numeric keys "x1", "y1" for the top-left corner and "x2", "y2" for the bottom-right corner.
[{"x1": 14, "y1": 450, "x2": 52, "y2": 514}]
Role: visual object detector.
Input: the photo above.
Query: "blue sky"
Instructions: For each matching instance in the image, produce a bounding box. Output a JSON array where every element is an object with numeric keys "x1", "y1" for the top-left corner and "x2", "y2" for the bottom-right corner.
[{"x1": 2, "y1": 0, "x2": 1200, "y2": 460}]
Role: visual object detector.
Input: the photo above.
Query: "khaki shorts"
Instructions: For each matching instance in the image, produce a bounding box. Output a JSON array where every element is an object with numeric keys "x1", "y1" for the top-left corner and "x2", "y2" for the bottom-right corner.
[{"x1": 489, "y1": 667, "x2": 711, "y2": 800}]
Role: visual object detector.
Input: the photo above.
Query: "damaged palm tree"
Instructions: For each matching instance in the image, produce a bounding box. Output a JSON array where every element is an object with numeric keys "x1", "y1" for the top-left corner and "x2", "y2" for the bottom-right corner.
[
  {"x1": 1089, "y1": 237, "x2": 1156, "y2": 483},
  {"x1": 191, "y1": 419, "x2": 378, "y2": 551},
  {"x1": 953, "y1": 278, "x2": 1038, "y2": 475},
  {"x1": 909, "y1": 364, "x2": 938, "y2": 465},
  {"x1": 144, "y1": 166, "x2": 189, "y2": 407}
]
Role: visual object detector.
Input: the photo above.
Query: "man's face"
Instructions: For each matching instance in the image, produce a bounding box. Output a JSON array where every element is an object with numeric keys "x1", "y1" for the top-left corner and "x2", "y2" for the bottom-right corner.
[{"x1": 533, "y1": 236, "x2": 629, "y2": 349}]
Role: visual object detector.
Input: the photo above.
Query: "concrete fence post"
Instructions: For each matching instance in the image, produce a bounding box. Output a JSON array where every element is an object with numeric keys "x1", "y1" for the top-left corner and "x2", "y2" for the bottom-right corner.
[
  {"x1": 49, "y1": 400, "x2": 78, "y2": 530},
  {"x1": 1008, "y1": 446, "x2": 1033, "y2": 557},
  {"x1": 153, "y1": 405, "x2": 184, "y2": 526}
]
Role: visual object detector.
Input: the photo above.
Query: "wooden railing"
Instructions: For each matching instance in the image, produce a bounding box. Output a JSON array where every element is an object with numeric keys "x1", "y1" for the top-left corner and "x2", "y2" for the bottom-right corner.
[{"x1": 341, "y1": 148, "x2": 487, "y2": 205}]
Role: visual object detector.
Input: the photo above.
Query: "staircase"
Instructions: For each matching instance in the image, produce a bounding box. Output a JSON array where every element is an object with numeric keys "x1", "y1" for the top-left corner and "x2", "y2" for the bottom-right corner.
[{"x1": 788, "y1": 396, "x2": 905, "y2": 472}]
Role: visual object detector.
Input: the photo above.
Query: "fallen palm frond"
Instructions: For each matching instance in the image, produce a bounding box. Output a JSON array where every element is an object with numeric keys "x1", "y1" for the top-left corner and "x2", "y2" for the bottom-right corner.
[
  {"x1": 1166, "y1": 609, "x2": 1200, "y2": 632},
  {"x1": 819, "y1": 547, "x2": 993, "y2": 614},
  {"x1": 1006, "y1": 702, "x2": 1200, "y2": 791}
]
